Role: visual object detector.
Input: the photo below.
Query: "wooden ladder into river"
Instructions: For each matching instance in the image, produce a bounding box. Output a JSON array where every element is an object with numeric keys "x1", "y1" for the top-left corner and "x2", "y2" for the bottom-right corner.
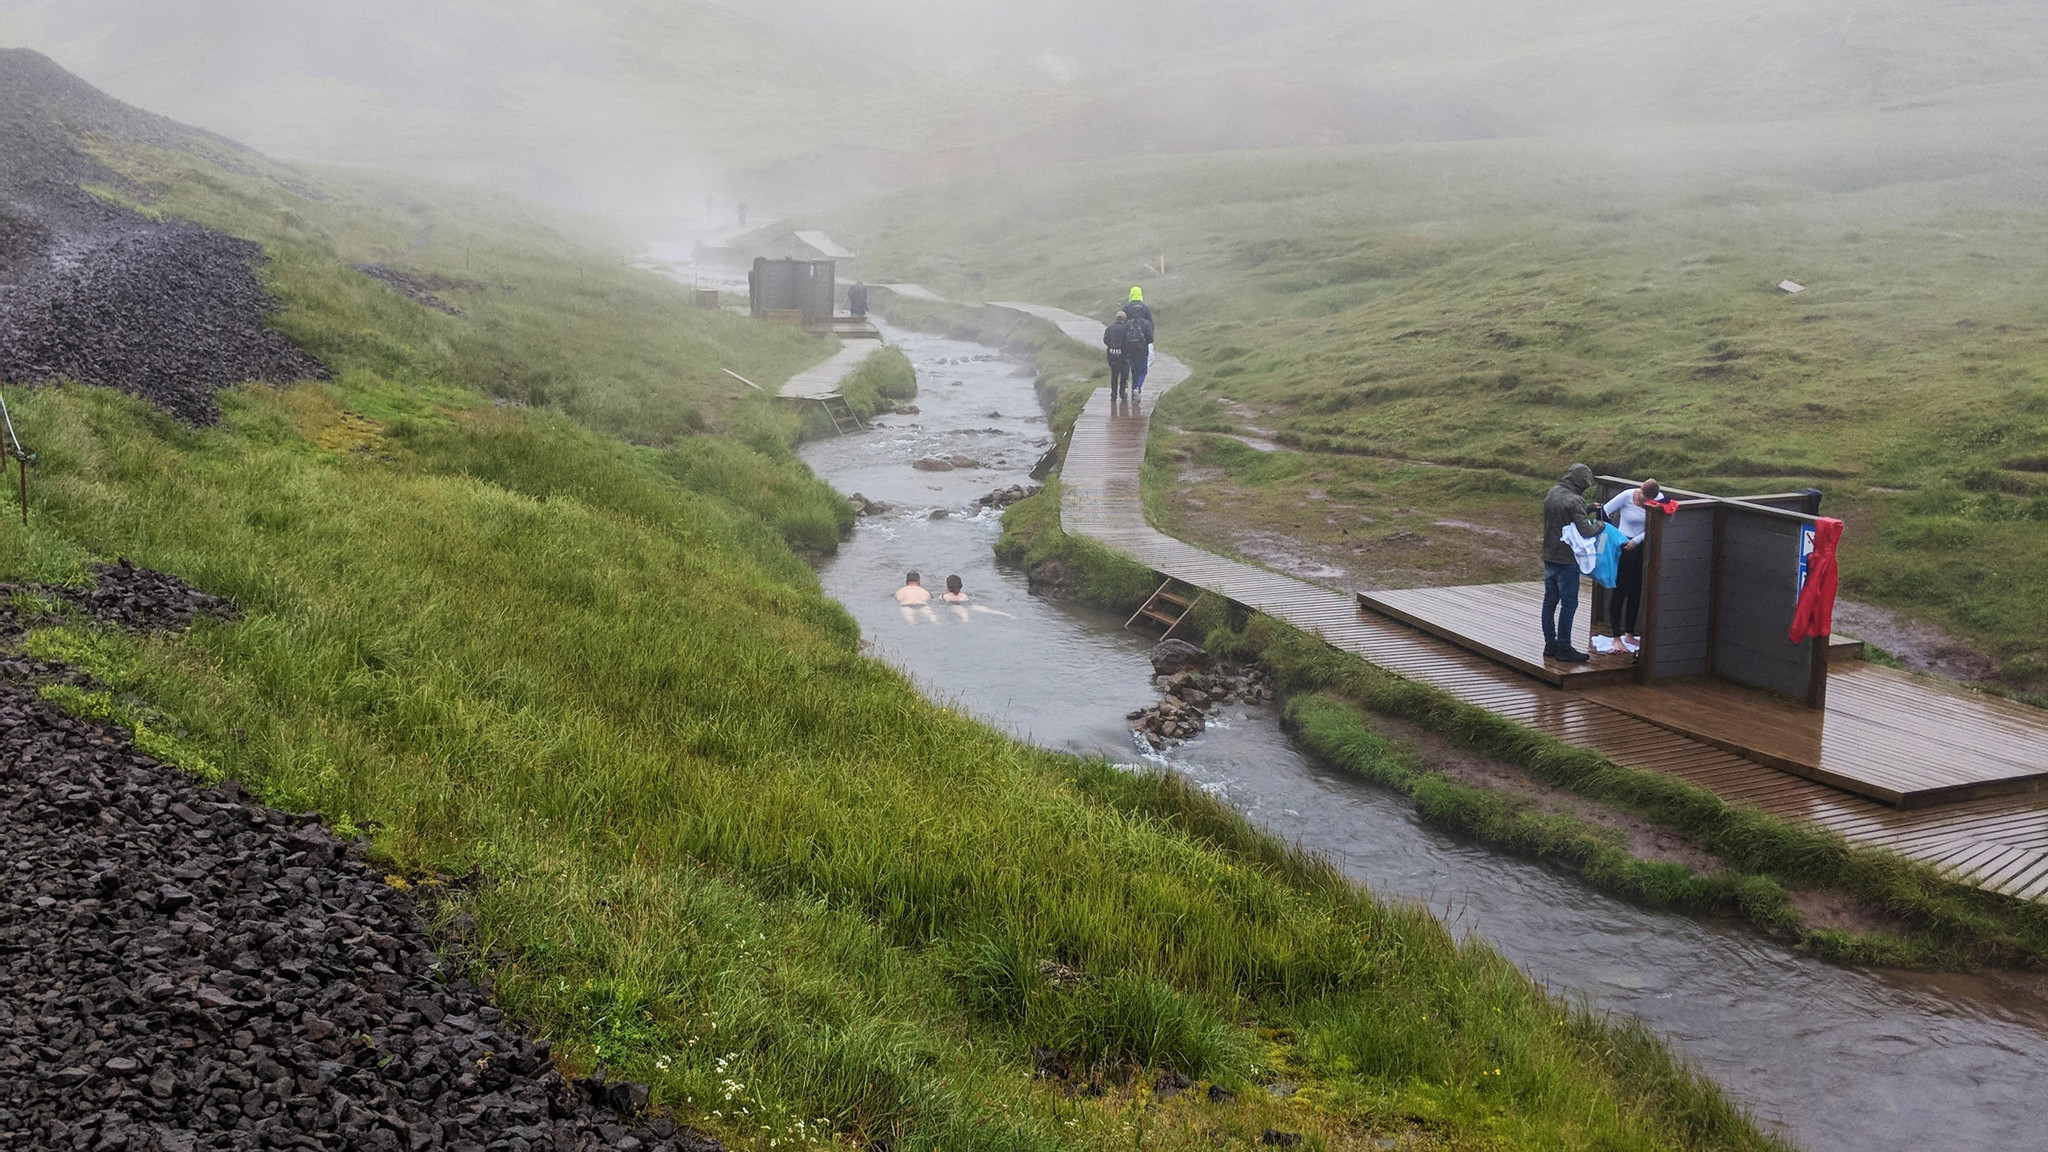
[
  {"x1": 818, "y1": 394, "x2": 864, "y2": 436},
  {"x1": 1126, "y1": 577, "x2": 1203, "y2": 641}
]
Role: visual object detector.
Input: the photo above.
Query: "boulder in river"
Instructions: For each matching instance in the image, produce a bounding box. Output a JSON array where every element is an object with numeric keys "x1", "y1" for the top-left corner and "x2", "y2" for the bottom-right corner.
[
  {"x1": 914, "y1": 456, "x2": 955, "y2": 472},
  {"x1": 1026, "y1": 557, "x2": 1080, "y2": 596},
  {"x1": 1148, "y1": 638, "x2": 1211, "y2": 676},
  {"x1": 949, "y1": 454, "x2": 981, "y2": 469}
]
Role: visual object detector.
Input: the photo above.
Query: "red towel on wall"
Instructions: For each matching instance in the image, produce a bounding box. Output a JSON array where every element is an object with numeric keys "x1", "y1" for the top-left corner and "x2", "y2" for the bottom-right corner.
[
  {"x1": 1789, "y1": 517, "x2": 1844, "y2": 643},
  {"x1": 1647, "y1": 498, "x2": 1680, "y2": 516}
]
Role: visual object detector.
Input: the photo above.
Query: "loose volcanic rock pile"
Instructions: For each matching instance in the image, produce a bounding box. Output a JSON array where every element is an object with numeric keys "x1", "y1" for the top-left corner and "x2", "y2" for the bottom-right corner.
[
  {"x1": 0, "y1": 49, "x2": 328, "y2": 425},
  {"x1": 11, "y1": 558, "x2": 243, "y2": 635},
  {"x1": 1127, "y1": 641, "x2": 1276, "y2": 750},
  {"x1": 0, "y1": 560, "x2": 714, "y2": 1151}
]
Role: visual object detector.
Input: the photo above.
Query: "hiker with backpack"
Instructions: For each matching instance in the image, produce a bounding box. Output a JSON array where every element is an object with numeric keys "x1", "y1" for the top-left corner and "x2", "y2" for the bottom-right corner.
[
  {"x1": 1103, "y1": 310, "x2": 1132, "y2": 406},
  {"x1": 1123, "y1": 287, "x2": 1154, "y2": 399}
]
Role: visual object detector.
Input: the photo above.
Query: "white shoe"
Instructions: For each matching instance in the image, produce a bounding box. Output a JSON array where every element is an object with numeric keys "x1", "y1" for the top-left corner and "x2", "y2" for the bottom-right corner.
[{"x1": 1620, "y1": 635, "x2": 1640, "y2": 653}]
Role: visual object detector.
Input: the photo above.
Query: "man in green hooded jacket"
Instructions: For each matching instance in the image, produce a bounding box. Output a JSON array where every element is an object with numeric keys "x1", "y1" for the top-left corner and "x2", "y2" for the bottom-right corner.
[
  {"x1": 1541, "y1": 462, "x2": 1602, "y2": 663},
  {"x1": 1123, "y1": 287, "x2": 1154, "y2": 396}
]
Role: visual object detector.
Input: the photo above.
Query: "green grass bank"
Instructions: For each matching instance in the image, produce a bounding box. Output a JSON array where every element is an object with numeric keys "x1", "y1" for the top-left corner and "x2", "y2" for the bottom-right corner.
[{"x1": 0, "y1": 125, "x2": 1801, "y2": 1150}]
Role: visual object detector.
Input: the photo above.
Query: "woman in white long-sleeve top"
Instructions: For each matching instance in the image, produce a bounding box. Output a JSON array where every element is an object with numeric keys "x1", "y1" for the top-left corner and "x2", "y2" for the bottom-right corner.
[{"x1": 1602, "y1": 479, "x2": 1661, "y2": 652}]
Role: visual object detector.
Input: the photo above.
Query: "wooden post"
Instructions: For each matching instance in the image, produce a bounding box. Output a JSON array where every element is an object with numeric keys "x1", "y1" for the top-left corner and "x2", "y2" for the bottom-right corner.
[
  {"x1": 15, "y1": 456, "x2": 25, "y2": 525},
  {"x1": 1704, "y1": 503, "x2": 1726, "y2": 677},
  {"x1": 1807, "y1": 634, "x2": 1831, "y2": 710},
  {"x1": 1637, "y1": 509, "x2": 1664, "y2": 684}
]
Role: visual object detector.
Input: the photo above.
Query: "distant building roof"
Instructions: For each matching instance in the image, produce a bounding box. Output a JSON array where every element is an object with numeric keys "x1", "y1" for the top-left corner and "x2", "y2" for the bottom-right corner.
[{"x1": 795, "y1": 230, "x2": 856, "y2": 260}]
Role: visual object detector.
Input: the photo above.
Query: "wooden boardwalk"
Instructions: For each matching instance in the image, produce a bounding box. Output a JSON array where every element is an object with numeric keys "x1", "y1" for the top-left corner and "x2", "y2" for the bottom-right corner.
[
  {"x1": 1011, "y1": 300, "x2": 2048, "y2": 901},
  {"x1": 780, "y1": 340, "x2": 885, "y2": 399}
]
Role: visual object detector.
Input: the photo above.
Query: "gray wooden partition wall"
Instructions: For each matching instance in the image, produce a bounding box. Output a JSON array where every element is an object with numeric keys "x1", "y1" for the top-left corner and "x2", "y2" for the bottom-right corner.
[
  {"x1": 749, "y1": 258, "x2": 837, "y2": 326},
  {"x1": 1598, "y1": 477, "x2": 1831, "y2": 708}
]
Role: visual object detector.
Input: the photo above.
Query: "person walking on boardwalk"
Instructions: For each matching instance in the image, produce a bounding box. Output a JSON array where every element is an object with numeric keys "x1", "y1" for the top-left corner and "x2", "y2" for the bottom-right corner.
[
  {"x1": 1104, "y1": 310, "x2": 1132, "y2": 406},
  {"x1": 1541, "y1": 463, "x2": 1602, "y2": 664},
  {"x1": 848, "y1": 281, "x2": 869, "y2": 318},
  {"x1": 1123, "y1": 287, "x2": 1155, "y2": 399}
]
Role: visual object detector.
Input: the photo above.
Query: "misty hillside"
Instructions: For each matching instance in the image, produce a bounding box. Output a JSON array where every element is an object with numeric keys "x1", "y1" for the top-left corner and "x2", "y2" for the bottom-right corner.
[
  {"x1": 8, "y1": 0, "x2": 2045, "y2": 216},
  {"x1": 0, "y1": 0, "x2": 1011, "y2": 214}
]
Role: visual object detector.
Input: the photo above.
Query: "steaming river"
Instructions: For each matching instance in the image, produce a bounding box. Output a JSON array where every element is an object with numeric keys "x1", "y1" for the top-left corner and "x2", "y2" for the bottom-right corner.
[{"x1": 799, "y1": 323, "x2": 2048, "y2": 1152}]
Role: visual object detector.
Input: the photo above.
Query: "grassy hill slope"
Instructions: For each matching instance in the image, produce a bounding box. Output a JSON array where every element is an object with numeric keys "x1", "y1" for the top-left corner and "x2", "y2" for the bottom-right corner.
[{"x1": 0, "y1": 58, "x2": 1787, "y2": 1152}]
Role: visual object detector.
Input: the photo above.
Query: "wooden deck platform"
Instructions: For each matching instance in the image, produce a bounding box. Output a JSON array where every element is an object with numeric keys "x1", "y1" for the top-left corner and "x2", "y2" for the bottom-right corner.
[
  {"x1": 1588, "y1": 672, "x2": 2048, "y2": 808},
  {"x1": 1358, "y1": 580, "x2": 2048, "y2": 807},
  {"x1": 1358, "y1": 583, "x2": 1637, "y2": 687},
  {"x1": 1012, "y1": 299, "x2": 2048, "y2": 901}
]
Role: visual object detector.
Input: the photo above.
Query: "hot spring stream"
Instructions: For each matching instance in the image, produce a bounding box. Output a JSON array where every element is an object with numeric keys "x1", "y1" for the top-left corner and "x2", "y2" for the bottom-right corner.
[{"x1": 799, "y1": 324, "x2": 2048, "y2": 1152}]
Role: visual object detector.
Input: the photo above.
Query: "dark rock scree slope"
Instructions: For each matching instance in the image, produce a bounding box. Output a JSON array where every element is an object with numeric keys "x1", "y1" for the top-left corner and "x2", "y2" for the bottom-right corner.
[
  {"x1": 0, "y1": 564, "x2": 704, "y2": 1151},
  {"x1": 0, "y1": 49, "x2": 325, "y2": 424}
]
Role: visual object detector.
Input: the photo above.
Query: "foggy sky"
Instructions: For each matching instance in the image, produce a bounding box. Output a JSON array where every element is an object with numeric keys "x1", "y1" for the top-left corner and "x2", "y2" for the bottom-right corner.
[{"x1": 2, "y1": 0, "x2": 2043, "y2": 221}]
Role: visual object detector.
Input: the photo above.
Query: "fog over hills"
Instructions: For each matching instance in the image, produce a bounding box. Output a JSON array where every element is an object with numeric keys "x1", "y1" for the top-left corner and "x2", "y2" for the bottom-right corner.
[{"x1": 3, "y1": 0, "x2": 2043, "y2": 219}]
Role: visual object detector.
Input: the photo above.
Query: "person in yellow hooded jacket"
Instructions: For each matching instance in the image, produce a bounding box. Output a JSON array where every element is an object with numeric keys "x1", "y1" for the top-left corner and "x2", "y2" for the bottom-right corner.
[{"x1": 1123, "y1": 286, "x2": 1154, "y2": 397}]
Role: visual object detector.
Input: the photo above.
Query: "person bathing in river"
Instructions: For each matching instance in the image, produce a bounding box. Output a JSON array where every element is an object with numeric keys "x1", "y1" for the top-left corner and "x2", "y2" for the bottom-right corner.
[
  {"x1": 1123, "y1": 287, "x2": 1154, "y2": 399},
  {"x1": 1103, "y1": 311, "x2": 1132, "y2": 406},
  {"x1": 937, "y1": 575, "x2": 1012, "y2": 622},
  {"x1": 894, "y1": 571, "x2": 932, "y2": 606},
  {"x1": 1541, "y1": 463, "x2": 1601, "y2": 664},
  {"x1": 1602, "y1": 479, "x2": 1660, "y2": 654}
]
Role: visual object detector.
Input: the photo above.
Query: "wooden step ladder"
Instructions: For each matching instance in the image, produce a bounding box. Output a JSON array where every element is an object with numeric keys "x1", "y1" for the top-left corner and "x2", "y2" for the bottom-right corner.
[
  {"x1": 1126, "y1": 577, "x2": 1204, "y2": 641},
  {"x1": 818, "y1": 394, "x2": 864, "y2": 436}
]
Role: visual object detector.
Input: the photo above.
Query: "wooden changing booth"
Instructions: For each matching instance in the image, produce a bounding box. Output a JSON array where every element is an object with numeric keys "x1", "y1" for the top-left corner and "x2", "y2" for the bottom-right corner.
[
  {"x1": 1593, "y1": 477, "x2": 1832, "y2": 708},
  {"x1": 749, "y1": 257, "x2": 836, "y2": 328}
]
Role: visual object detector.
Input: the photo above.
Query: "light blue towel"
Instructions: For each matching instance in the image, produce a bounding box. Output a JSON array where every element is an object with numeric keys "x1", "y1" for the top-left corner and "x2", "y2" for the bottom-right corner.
[{"x1": 1592, "y1": 523, "x2": 1628, "y2": 589}]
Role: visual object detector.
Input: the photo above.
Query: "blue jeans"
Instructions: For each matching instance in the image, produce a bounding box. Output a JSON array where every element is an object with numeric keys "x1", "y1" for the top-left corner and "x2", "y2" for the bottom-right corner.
[
  {"x1": 1542, "y1": 561, "x2": 1580, "y2": 649},
  {"x1": 1129, "y1": 346, "x2": 1151, "y2": 393}
]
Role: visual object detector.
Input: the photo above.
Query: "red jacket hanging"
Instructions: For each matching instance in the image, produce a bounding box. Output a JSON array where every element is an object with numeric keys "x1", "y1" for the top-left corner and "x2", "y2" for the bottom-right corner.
[{"x1": 1789, "y1": 518, "x2": 1844, "y2": 643}]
